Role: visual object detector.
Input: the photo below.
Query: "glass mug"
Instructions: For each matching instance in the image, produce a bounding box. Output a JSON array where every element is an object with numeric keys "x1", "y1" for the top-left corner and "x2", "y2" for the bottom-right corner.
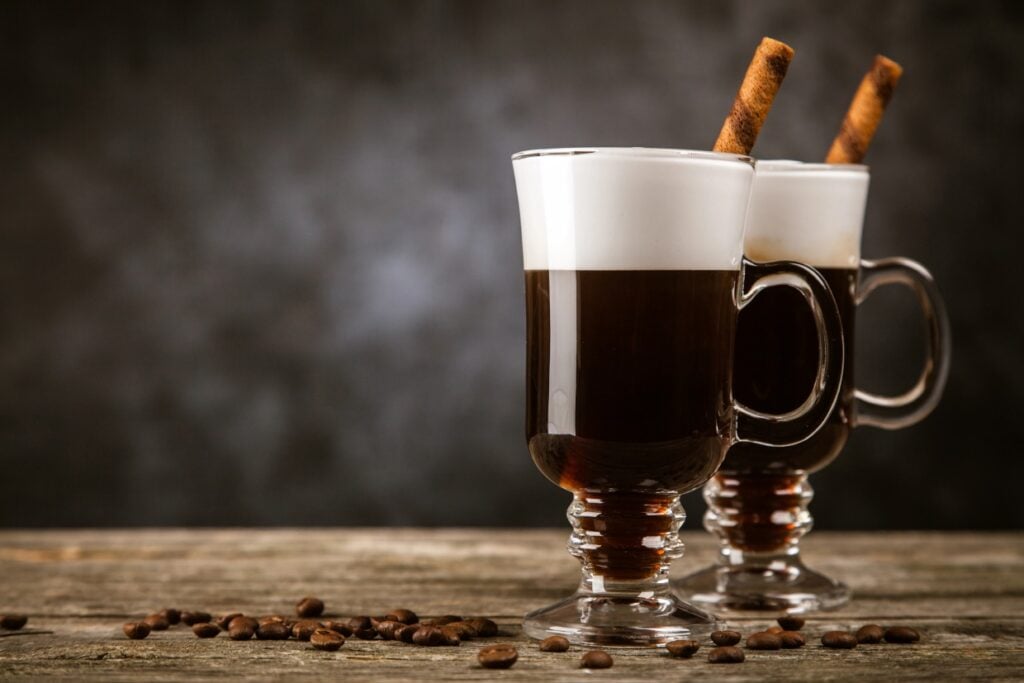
[
  {"x1": 513, "y1": 148, "x2": 846, "y2": 645},
  {"x1": 674, "y1": 160, "x2": 951, "y2": 613}
]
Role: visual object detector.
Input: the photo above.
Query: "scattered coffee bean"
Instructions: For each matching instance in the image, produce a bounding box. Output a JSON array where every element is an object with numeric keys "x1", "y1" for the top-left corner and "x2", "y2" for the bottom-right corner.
[
  {"x1": 347, "y1": 616, "x2": 372, "y2": 632},
  {"x1": 765, "y1": 625, "x2": 784, "y2": 634},
  {"x1": 465, "y1": 618, "x2": 498, "y2": 637},
  {"x1": 440, "y1": 626, "x2": 462, "y2": 646},
  {"x1": 123, "y1": 622, "x2": 151, "y2": 640},
  {"x1": 429, "y1": 615, "x2": 463, "y2": 627},
  {"x1": 354, "y1": 627, "x2": 378, "y2": 640},
  {"x1": 376, "y1": 620, "x2": 406, "y2": 640},
  {"x1": 884, "y1": 626, "x2": 921, "y2": 644},
  {"x1": 444, "y1": 621, "x2": 477, "y2": 640},
  {"x1": 777, "y1": 616, "x2": 805, "y2": 631},
  {"x1": 856, "y1": 624, "x2": 885, "y2": 644},
  {"x1": 259, "y1": 615, "x2": 288, "y2": 627},
  {"x1": 821, "y1": 631, "x2": 858, "y2": 649},
  {"x1": 158, "y1": 608, "x2": 181, "y2": 625},
  {"x1": 292, "y1": 620, "x2": 322, "y2": 641},
  {"x1": 0, "y1": 615, "x2": 27, "y2": 631},
  {"x1": 229, "y1": 624, "x2": 255, "y2": 641},
  {"x1": 255, "y1": 622, "x2": 291, "y2": 640},
  {"x1": 539, "y1": 635, "x2": 571, "y2": 653},
  {"x1": 478, "y1": 644, "x2": 518, "y2": 669},
  {"x1": 321, "y1": 620, "x2": 354, "y2": 637},
  {"x1": 413, "y1": 626, "x2": 446, "y2": 647},
  {"x1": 310, "y1": 628, "x2": 345, "y2": 651},
  {"x1": 143, "y1": 614, "x2": 169, "y2": 631},
  {"x1": 296, "y1": 597, "x2": 325, "y2": 618},
  {"x1": 746, "y1": 632, "x2": 782, "y2": 650},
  {"x1": 216, "y1": 613, "x2": 243, "y2": 631},
  {"x1": 580, "y1": 650, "x2": 613, "y2": 669},
  {"x1": 181, "y1": 611, "x2": 212, "y2": 626},
  {"x1": 711, "y1": 630, "x2": 742, "y2": 646},
  {"x1": 229, "y1": 616, "x2": 259, "y2": 632},
  {"x1": 665, "y1": 639, "x2": 700, "y2": 658},
  {"x1": 398, "y1": 624, "x2": 419, "y2": 643},
  {"x1": 779, "y1": 631, "x2": 806, "y2": 648},
  {"x1": 385, "y1": 608, "x2": 419, "y2": 625},
  {"x1": 193, "y1": 622, "x2": 220, "y2": 638},
  {"x1": 708, "y1": 646, "x2": 745, "y2": 664}
]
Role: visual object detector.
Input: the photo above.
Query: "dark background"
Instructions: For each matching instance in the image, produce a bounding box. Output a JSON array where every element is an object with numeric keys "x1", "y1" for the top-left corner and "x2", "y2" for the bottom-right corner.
[{"x1": 2, "y1": 0, "x2": 1022, "y2": 529}]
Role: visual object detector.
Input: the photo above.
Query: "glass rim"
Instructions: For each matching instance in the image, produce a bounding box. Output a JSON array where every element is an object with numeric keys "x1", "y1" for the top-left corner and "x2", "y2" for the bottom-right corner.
[
  {"x1": 511, "y1": 146, "x2": 753, "y2": 166},
  {"x1": 755, "y1": 159, "x2": 869, "y2": 173}
]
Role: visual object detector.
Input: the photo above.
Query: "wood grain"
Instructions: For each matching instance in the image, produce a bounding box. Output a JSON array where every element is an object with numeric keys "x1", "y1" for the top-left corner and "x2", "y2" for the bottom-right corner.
[{"x1": 1, "y1": 530, "x2": 1022, "y2": 680}]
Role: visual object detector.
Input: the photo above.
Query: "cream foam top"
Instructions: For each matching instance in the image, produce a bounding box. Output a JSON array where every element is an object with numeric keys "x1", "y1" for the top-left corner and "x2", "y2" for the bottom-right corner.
[
  {"x1": 744, "y1": 160, "x2": 869, "y2": 269},
  {"x1": 513, "y1": 148, "x2": 753, "y2": 271}
]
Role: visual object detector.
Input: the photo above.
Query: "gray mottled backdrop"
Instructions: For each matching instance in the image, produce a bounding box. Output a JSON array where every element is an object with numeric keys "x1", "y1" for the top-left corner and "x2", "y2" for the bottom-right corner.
[{"x1": 2, "y1": 0, "x2": 1022, "y2": 528}]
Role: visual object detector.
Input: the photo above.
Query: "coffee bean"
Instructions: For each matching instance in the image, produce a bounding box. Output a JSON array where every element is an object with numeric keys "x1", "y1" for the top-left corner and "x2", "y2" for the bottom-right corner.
[
  {"x1": 376, "y1": 620, "x2": 405, "y2": 640},
  {"x1": 255, "y1": 622, "x2": 291, "y2": 640},
  {"x1": 413, "y1": 626, "x2": 446, "y2": 647},
  {"x1": 229, "y1": 624, "x2": 255, "y2": 641},
  {"x1": 580, "y1": 650, "x2": 613, "y2": 669},
  {"x1": 181, "y1": 611, "x2": 212, "y2": 626},
  {"x1": 347, "y1": 616, "x2": 372, "y2": 632},
  {"x1": 385, "y1": 608, "x2": 419, "y2": 625},
  {"x1": 465, "y1": 618, "x2": 498, "y2": 637},
  {"x1": 229, "y1": 616, "x2": 259, "y2": 632},
  {"x1": 193, "y1": 623, "x2": 220, "y2": 638},
  {"x1": 821, "y1": 631, "x2": 858, "y2": 649},
  {"x1": 321, "y1": 620, "x2": 353, "y2": 637},
  {"x1": 429, "y1": 615, "x2": 462, "y2": 627},
  {"x1": 123, "y1": 622, "x2": 151, "y2": 640},
  {"x1": 398, "y1": 624, "x2": 419, "y2": 643},
  {"x1": 259, "y1": 615, "x2": 288, "y2": 627},
  {"x1": 440, "y1": 626, "x2": 462, "y2": 646},
  {"x1": 765, "y1": 625, "x2": 784, "y2": 634},
  {"x1": 777, "y1": 616, "x2": 805, "y2": 631},
  {"x1": 353, "y1": 628, "x2": 378, "y2": 640},
  {"x1": 711, "y1": 630, "x2": 742, "y2": 646},
  {"x1": 539, "y1": 635, "x2": 571, "y2": 652},
  {"x1": 143, "y1": 614, "x2": 169, "y2": 631},
  {"x1": 478, "y1": 644, "x2": 518, "y2": 669},
  {"x1": 665, "y1": 639, "x2": 700, "y2": 658},
  {"x1": 856, "y1": 624, "x2": 885, "y2": 644},
  {"x1": 310, "y1": 628, "x2": 345, "y2": 651},
  {"x1": 158, "y1": 608, "x2": 181, "y2": 625},
  {"x1": 746, "y1": 632, "x2": 782, "y2": 650},
  {"x1": 884, "y1": 626, "x2": 921, "y2": 644},
  {"x1": 779, "y1": 631, "x2": 806, "y2": 648},
  {"x1": 0, "y1": 615, "x2": 27, "y2": 631},
  {"x1": 296, "y1": 597, "x2": 325, "y2": 619},
  {"x1": 444, "y1": 621, "x2": 476, "y2": 640},
  {"x1": 292, "y1": 620, "x2": 322, "y2": 641},
  {"x1": 216, "y1": 613, "x2": 243, "y2": 631},
  {"x1": 708, "y1": 646, "x2": 745, "y2": 663}
]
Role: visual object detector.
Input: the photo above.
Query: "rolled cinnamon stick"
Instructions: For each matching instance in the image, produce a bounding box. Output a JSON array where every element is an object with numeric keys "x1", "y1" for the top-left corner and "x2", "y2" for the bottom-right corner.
[
  {"x1": 825, "y1": 55, "x2": 903, "y2": 163},
  {"x1": 713, "y1": 37, "x2": 795, "y2": 155}
]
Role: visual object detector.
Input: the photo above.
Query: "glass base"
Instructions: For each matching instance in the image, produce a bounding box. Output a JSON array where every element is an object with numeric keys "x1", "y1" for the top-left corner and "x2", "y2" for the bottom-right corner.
[
  {"x1": 674, "y1": 558, "x2": 851, "y2": 613},
  {"x1": 522, "y1": 589, "x2": 721, "y2": 646}
]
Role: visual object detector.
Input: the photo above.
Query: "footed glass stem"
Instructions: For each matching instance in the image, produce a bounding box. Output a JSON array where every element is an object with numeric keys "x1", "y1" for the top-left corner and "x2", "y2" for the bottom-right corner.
[
  {"x1": 523, "y1": 492, "x2": 721, "y2": 646},
  {"x1": 673, "y1": 472, "x2": 850, "y2": 613}
]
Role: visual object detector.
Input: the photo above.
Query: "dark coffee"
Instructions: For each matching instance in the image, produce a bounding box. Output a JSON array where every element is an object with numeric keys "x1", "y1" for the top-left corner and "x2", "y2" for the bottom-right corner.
[{"x1": 525, "y1": 269, "x2": 738, "y2": 580}]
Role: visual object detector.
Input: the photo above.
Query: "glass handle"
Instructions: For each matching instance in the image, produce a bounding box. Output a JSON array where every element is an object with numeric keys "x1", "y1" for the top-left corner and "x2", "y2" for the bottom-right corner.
[
  {"x1": 734, "y1": 258, "x2": 846, "y2": 447},
  {"x1": 853, "y1": 258, "x2": 951, "y2": 429}
]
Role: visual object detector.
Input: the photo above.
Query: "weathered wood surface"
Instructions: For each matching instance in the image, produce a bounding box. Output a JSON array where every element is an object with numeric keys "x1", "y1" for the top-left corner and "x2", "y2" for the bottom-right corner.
[{"x1": 0, "y1": 529, "x2": 1022, "y2": 680}]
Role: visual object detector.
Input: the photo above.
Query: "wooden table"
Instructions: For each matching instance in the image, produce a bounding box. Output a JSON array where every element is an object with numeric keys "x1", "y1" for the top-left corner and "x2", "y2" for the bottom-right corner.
[{"x1": 1, "y1": 530, "x2": 1021, "y2": 680}]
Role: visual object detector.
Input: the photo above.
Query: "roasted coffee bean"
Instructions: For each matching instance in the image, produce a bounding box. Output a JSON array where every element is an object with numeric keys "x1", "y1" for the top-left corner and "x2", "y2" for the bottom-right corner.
[
  {"x1": 444, "y1": 621, "x2": 477, "y2": 640},
  {"x1": 158, "y1": 608, "x2": 181, "y2": 625},
  {"x1": 385, "y1": 608, "x2": 419, "y2": 625},
  {"x1": 711, "y1": 630, "x2": 742, "y2": 646},
  {"x1": 0, "y1": 615, "x2": 27, "y2": 631},
  {"x1": 123, "y1": 622, "x2": 151, "y2": 640},
  {"x1": 465, "y1": 618, "x2": 498, "y2": 637},
  {"x1": 580, "y1": 650, "x2": 613, "y2": 669},
  {"x1": 884, "y1": 626, "x2": 921, "y2": 644},
  {"x1": 216, "y1": 613, "x2": 243, "y2": 631},
  {"x1": 708, "y1": 646, "x2": 745, "y2": 663},
  {"x1": 777, "y1": 616, "x2": 805, "y2": 631},
  {"x1": 229, "y1": 624, "x2": 255, "y2": 641},
  {"x1": 413, "y1": 626, "x2": 446, "y2": 647},
  {"x1": 310, "y1": 628, "x2": 345, "y2": 651},
  {"x1": 539, "y1": 635, "x2": 571, "y2": 653},
  {"x1": 821, "y1": 631, "x2": 858, "y2": 649},
  {"x1": 143, "y1": 614, "x2": 169, "y2": 631},
  {"x1": 347, "y1": 616, "x2": 372, "y2": 632},
  {"x1": 181, "y1": 611, "x2": 212, "y2": 626},
  {"x1": 255, "y1": 622, "x2": 291, "y2": 640},
  {"x1": 665, "y1": 639, "x2": 700, "y2": 658},
  {"x1": 478, "y1": 643, "x2": 518, "y2": 669},
  {"x1": 376, "y1": 620, "x2": 405, "y2": 640},
  {"x1": 398, "y1": 624, "x2": 419, "y2": 643},
  {"x1": 856, "y1": 624, "x2": 885, "y2": 644},
  {"x1": 765, "y1": 625, "x2": 784, "y2": 634},
  {"x1": 354, "y1": 628, "x2": 378, "y2": 640},
  {"x1": 746, "y1": 632, "x2": 782, "y2": 650},
  {"x1": 779, "y1": 631, "x2": 806, "y2": 648},
  {"x1": 229, "y1": 616, "x2": 259, "y2": 632},
  {"x1": 440, "y1": 626, "x2": 462, "y2": 646},
  {"x1": 296, "y1": 596, "x2": 325, "y2": 618},
  {"x1": 193, "y1": 623, "x2": 220, "y2": 638},
  {"x1": 429, "y1": 615, "x2": 462, "y2": 627},
  {"x1": 292, "y1": 620, "x2": 322, "y2": 641},
  {"x1": 322, "y1": 620, "x2": 353, "y2": 637}
]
